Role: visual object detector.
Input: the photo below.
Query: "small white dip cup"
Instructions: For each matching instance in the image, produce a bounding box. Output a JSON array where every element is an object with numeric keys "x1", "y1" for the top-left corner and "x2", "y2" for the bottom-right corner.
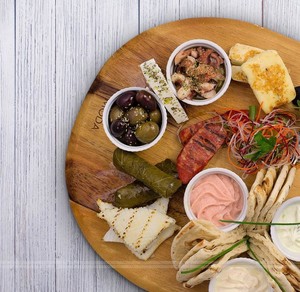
[
  {"x1": 102, "y1": 87, "x2": 167, "y2": 152},
  {"x1": 183, "y1": 167, "x2": 248, "y2": 232},
  {"x1": 166, "y1": 39, "x2": 231, "y2": 106},
  {"x1": 270, "y1": 197, "x2": 300, "y2": 262},
  {"x1": 209, "y1": 258, "x2": 273, "y2": 292}
]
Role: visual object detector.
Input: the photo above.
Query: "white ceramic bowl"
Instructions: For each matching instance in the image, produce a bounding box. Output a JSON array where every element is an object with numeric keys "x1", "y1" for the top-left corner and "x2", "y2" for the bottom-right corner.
[
  {"x1": 102, "y1": 87, "x2": 167, "y2": 152},
  {"x1": 183, "y1": 168, "x2": 248, "y2": 232},
  {"x1": 209, "y1": 258, "x2": 273, "y2": 292},
  {"x1": 166, "y1": 39, "x2": 231, "y2": 106},
  {"x1": 270, "y1": 197, "x2": 300, "y2": 262}
]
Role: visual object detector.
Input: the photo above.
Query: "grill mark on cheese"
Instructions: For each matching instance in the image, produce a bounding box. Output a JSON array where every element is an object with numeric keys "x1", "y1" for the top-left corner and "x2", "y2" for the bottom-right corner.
[
  {"x1": 135, "y1": 210, "x2": 156, "y2": 249},
  {"x1": 121, "y1": 209, "x2": 138, "y2": 240},
  {"x1": 111, "y1": 208, "x2": 122, "y2": 227}
]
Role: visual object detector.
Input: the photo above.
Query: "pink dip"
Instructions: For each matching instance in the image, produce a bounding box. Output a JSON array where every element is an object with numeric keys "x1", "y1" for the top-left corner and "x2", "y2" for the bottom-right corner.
[{"x1": 190, "y1": 173, "x2": 243, "y2": 227}]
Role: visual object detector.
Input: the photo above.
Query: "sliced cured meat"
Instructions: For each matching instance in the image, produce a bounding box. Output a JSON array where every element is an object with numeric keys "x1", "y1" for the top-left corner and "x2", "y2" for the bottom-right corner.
[
  {"x1": 177, "y1": 121, "x2": 226, "y2": 184},
  {"x1": 179, "y1": 116, "x2": 224, "y2": 146}
]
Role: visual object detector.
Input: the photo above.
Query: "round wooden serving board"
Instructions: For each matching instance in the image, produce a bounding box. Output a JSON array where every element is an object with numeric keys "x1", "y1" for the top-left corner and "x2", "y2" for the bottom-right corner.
[{"x1": 66, "y1": 18, "x2": 300, "y2": 291}]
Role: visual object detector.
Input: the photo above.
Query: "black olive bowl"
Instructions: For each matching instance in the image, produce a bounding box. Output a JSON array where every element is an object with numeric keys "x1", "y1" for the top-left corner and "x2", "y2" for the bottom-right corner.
[{"x1": 103, "y1": 87, "x2": 167, "y2": 152}]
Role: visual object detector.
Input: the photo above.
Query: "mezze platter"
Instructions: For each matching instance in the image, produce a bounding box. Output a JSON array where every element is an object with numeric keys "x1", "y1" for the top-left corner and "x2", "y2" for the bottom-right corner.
[{"x1": 66, "y1": 18, "x2": 300, "y2": 291}]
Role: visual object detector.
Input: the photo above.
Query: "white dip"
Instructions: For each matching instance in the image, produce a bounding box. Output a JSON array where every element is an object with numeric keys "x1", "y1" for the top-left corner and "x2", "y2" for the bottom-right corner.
[
  {"x1": 214, "y1": 263, "x2": 270, "y2": 292},
  {"x1": 276, "y1": 203, "x2": 300, "y2": 253}
]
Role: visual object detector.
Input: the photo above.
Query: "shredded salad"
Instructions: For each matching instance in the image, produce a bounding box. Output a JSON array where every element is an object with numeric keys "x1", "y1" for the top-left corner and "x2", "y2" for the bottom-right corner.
[{"x1": 223, "y1": 107, "x2": 300, "y2": 174}]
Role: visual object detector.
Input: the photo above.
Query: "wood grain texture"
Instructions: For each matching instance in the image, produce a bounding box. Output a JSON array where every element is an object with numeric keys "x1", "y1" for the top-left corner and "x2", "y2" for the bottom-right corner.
[
  {"x1": 66, "y1": 18, "x2": 300, "y2": 292},
  {"x1": 0, "y1": 0, "x2": 15, "y2": 291},
  {"x1": 264, "y1": 0, "x2": 300, "y2": 41},
  {"x1": 15, "y1": 0, "x2": 56, "y2": 291},
  {"x1": 55, "y1": 1, "x2": 99, "y2": 292}
]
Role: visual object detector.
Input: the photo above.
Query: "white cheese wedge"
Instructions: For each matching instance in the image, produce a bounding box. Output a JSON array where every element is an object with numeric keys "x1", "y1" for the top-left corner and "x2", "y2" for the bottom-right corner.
[
  {"x1": 231, "y1": 65, "x2": 248, "y2": 83},
  {"x1": 241, "y1": 50, "x2": 296, "y2": 113},
  {"x1": 103, "y1": 197, "x2": 170, "y2": 243},
  {"x1": 140, "y1": 59, "x2": 189, "y2": 124},
  {"x1": 97, "y1": 199, "x2": 178, "y2": 260},
  {"x1": 229, "y1": 43, "x2": 264, "y2": 66}
]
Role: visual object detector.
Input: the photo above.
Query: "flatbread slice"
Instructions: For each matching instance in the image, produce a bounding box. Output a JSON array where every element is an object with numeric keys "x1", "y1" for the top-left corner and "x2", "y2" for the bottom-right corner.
[
  {"x1": 178, "y1": 227, "x2": 245, "y2": 269},
  {"x1": 97, "y1": 199, "x2": 178, "y2": 260},
  {"x1": 171, "y1": 220, "x2": 222, "y2": 269},
  {"x1": 263, "y1": 166, "x2": 296, "y2": 225},
  {"x1": 184, "y1": 243, "x2": 248, "y2": 288},
  {"x1": 257, "y1": 165, "x2": 290, "y2": 230},
  {"x1": 245, "y1": 168, "x2": 266, "y2": 230},
  {"x1": 249, "y1": 167, "x2": 277, "y2": 230},
  {"x1": 177, "y1": 238, "x2": 245, "y2": 282}
]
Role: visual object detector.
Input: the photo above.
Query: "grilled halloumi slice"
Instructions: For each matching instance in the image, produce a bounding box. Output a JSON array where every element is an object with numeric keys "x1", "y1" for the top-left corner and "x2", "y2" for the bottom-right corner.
[
  {"x1": 241, "y1": 50, "x2": 296, "y2": 113},
  {"x1": 229, "y1": 43, "x2": 264, "y2": 65},
  {"x1": 98, "y1": 199, "x2": 178, "y2": 260},
  {"x1": 231, "y1": 65, "x2": 248, "y2": 83},
  {"x1": 103, "y1": 198, "x2": 170, "y2": 243}
]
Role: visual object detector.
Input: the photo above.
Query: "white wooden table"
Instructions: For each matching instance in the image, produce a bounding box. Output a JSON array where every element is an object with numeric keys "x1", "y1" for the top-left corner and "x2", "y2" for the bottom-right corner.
[{"x1": 1, "y1": 0, "x2": 300, "y2": 291}]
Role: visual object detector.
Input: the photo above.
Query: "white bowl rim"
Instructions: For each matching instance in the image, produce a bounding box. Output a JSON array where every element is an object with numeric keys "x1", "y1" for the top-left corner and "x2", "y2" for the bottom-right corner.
[
  {"x1": 166, "y1": 39, "x2": 232, "y2": 106},
  {"x1": 102, "y1": 86, "x2": 167, "y2": 152},
  {"x1": 270, "y1": 197, "x2": 300, "y2": 262},
  {"x1": 183, "y1": 167, "x2": 248, "y2": 232},
  {"x1": 208, "y1": 257, "x2": 273, "y2": 292}
]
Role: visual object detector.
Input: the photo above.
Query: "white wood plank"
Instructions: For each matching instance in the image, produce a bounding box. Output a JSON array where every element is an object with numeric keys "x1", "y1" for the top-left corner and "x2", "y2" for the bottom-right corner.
[
  {"x1": 95, "y1": 0, "x2": 139, "y2": 71},
  {"x1": 180, "y1": 0, "x2": 220, "y2": 19},
  {"x1": 219, "y1": 0, "x2": 262, "y2": 25},
  {"x1": 95, "y1": 1, "x2": 143, "y2": 290},
  {"x1": 15, "y1": 0, "x2": 56, "y2": 291},
  {"x1": 55, "y1": 1, "x2": 99, "y2": 291},
  {"x1": 263, "y1": 0, "x2": 300, "y2": 41},
  {"x1": 0, "y1": 0, "x2": 15, "y2": 290},
  {"x1": 139, "y1": 0, "x2": 180, "y2": 33}
]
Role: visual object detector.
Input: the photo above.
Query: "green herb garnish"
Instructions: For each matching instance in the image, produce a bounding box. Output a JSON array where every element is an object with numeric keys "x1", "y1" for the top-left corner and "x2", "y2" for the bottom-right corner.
[
  {"x1": 244, "y1": 131, "x2": 276, "y2": 161},
  {"x1": 247, "y1": 239, "x2": 285, "y2": 292},
  {"x1": 220, "y1": 220, "x2": 300, "y2": 226},
  {"x1": 249, "y1": 105, "x2": 257, "y2": 121},
  {"x1": 181, "y1": 236, "x2": 249, "y2": 274}
]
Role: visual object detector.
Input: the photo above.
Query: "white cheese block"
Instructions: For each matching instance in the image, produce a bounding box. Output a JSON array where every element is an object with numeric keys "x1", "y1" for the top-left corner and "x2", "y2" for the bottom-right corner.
[
  {"x1": 231, "y1": 65, "x2": 248, "y2": 83},
  {"x1": 140, "y1": 59, "x2": 189, "y2": 124},
  {"x1": 97, "y1": 199, "x2": 178, "y2": 260},
  {"x1": 241, "y1": 50, "x2": 296, "y2": 113},
  {"x1": 229, "y1": 43, "x2": 264, "y2": 66},
  {"x1": 103, "y1": 197, "x2": 170, "y2": 243}
]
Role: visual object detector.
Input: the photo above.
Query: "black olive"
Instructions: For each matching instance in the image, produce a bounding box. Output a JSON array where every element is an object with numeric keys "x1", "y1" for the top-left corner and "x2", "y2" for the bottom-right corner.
[
  {"x1": 292, "y1": 86, "x2": 300, "y2": 106},
  {"x1": 116, "y1": 91, "x2": 136, "y2": 110},
  {"x1": 119, "y1": 128, "x2": 139, "y2": 146},
  {"x1": 136, "y1": 90, "x2": 157, "y2": 111},
  {"x1": 110, "y1": 119, "x2": 128, "y2": 138}
]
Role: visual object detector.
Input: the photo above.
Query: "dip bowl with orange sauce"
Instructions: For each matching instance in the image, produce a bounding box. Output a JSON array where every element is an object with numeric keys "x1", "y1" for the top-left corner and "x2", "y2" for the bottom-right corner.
[{"x1": 184, "y1": 168, "x2": 248, "y2": 232}]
